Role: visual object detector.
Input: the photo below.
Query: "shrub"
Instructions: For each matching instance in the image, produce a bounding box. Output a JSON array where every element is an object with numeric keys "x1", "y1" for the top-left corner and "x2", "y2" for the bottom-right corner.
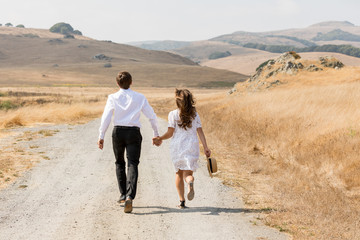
[
  {"x1": 0, "y1": 24, "x2": 3, "y2": 26},
  {"x1": 50, "y1": 22, "x2": 74, "y2": 35},
  {"x1": 5, "y1": 23, "x2": 13, "y2": 27},
  {"x1": 22, "y1": 33, "x2": 39, "y2": 38},
  {"x1": 0, "y1": 101, "x2": 18, "y2": 110},
  {"x1": 256, "y1": 59, "x2": 274, "y2": 71},
  {"x1": 208, "y1": 51, "x2": 232, "y2": 60},
  {"x1": 73, "y1": 30, "x2": 82, "y2": 35},
  {"x1": 16, "y1": 24, "x2": 25, "y2": 28},
  {"x1": 104, "y1": 63, "x2": 112, "y2": 68}
]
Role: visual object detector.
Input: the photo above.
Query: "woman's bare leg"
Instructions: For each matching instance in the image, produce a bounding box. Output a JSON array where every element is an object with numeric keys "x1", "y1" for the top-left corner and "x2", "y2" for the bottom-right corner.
[
  {"x1": 175, "y1": 170, "x2": 185, "y2": 201},
  {"x1": 183, "y1": 170, "x2": 194, "y2": 184}
]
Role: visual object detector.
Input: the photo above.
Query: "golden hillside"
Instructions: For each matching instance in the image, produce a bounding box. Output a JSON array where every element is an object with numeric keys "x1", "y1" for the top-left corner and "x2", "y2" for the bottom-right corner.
[
  {"x1": 0, "y1": 28, "x2": 247, "y2": 87},
  {"x1": 191, "y1": 52, "x2": 360, "y2": 239}
]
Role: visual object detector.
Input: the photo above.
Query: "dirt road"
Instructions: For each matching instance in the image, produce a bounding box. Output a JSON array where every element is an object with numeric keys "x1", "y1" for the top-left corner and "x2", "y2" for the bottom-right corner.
[{"x1": 0, "y1": 117, "x2": 289, "y2": 240}]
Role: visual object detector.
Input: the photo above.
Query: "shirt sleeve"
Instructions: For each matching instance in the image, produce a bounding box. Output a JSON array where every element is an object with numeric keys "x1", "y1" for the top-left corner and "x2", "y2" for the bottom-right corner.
[
  {"x1": 141, "y1": 97, "x2": 159, "y2": 137},
  {"x1": 168, "y1": 111, "x2": 176, "y2": 128},
  {"x1": 98, "y1": 96, "x2": 114, "y2": 139},
  {"x1": 194, "y1": 112, "x2": 202, "y2": 129}
]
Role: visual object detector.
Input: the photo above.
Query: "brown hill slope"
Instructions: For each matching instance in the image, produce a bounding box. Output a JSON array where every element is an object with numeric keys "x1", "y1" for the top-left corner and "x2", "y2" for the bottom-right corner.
[
  {"x1": 0, "y1": 33, "x2": 247, "y2": 87},
  {"x1": 0, "y1": 34, "x2": 195, "y2": 67}
]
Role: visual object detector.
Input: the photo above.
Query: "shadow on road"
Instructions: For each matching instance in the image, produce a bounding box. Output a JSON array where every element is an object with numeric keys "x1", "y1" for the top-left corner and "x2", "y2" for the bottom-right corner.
[{"x1": 133, "y1": 206, "x2": 269, "y2": 216}]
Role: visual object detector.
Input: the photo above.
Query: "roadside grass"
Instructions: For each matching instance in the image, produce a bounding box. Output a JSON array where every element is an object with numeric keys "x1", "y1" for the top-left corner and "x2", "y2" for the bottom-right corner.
[
  {"x1": 148, "y1": 71, "x2": 360, "y2": 239},
  {"x1": 194, "y1": 81, "x2": 360, "y2": 239},
  {"x1": 0, "y1": 87, "x2": 112, "y2": 189},
  {"x1": 0, "y1": 87, "x2": 109, "y2": 129}
]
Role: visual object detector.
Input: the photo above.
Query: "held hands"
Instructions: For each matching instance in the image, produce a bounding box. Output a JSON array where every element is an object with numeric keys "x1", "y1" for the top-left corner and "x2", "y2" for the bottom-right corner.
[
  {"x1": 97, "y1": 139, "x2": 104, "y2": 150},
  {"x1": 152, "y1": 136, "x2": 162, "y2": 146}
]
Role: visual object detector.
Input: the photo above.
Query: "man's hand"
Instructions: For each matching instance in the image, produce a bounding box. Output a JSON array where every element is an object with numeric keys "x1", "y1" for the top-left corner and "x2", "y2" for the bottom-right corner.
[
  {"x1": 152, "y1": 137, "x2": 162, "y2": 146},
  {"x1": 98, "y1": 139, "x2": 104, "y2": 150}
]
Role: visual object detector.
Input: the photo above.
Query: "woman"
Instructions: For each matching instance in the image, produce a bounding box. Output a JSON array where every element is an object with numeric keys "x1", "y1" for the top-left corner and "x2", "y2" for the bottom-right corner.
[{"x1": 155, "y1": 89, "x2": 211, "y2": 209}]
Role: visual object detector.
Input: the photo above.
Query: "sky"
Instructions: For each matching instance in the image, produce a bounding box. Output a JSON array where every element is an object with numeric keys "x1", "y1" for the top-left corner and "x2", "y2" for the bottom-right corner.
[{"x1": 1, "y1": 0, "x2": 360, "y2": 43}]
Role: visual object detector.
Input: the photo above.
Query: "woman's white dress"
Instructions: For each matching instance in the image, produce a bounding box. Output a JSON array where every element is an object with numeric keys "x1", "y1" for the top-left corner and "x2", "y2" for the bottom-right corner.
[{"x1": 168, "y1": 109, "x2": 202, "y2": 172}]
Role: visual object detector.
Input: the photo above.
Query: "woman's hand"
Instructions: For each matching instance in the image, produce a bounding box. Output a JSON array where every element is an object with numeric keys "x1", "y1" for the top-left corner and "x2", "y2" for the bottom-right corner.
[
  {"x1": 98, "y1": 139, "x2": 104, "y2": 150},
  {"x1": 204, "y1": 147, "x2": 211, "y2": 158}
]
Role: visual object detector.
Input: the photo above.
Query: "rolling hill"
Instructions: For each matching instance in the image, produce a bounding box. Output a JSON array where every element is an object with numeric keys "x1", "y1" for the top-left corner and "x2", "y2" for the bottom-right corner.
[
  {"x1": 129, "y1": 21, "x2": 360, "y2": 71},
  {"x1": 0, "y1": 27, "x2": 247, "y2": 87}
]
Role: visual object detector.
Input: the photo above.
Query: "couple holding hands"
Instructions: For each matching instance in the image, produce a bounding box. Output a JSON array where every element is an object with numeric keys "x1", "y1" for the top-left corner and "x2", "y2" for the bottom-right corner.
[{"x1": 98, "y1": 71, "x2": 210, "y2": 213}]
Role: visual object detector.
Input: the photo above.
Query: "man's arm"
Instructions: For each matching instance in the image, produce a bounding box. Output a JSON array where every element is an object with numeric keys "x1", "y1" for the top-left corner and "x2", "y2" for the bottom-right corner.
[
  {"x1": 141, "y1": 97, "x2": 159, "y2": 137},
  {"x1": 98, "y1": 96, "x2": 114, "y2": 149}
]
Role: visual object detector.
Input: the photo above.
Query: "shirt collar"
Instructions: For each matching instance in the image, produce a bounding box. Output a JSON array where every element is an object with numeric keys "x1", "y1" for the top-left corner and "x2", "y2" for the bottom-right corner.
[{"x1": 119, "y1": 88, "x2": 131, "y2": 93}]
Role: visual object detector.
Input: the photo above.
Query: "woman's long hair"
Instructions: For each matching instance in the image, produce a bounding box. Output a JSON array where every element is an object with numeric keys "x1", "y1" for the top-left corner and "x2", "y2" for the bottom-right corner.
[{"x1": 175, "y1": 89, "x2": 196, "y2": 130}]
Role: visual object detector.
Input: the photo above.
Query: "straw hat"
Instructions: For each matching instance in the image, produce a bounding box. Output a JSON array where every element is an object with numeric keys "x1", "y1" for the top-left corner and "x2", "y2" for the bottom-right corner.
[{"x1": 207, "y1": 157, "x2": 217, "y2": 178}]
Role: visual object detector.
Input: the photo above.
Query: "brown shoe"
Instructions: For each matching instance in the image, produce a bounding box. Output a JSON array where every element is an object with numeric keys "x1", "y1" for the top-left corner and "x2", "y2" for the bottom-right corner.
[
  {"x1": 124, "y1": 198, "x2": 133, "y2": 213},
  {"x1": 187, "y1": 182, "x2": 195, "y2": 201},
  {"x1": 117, "y1": 195, "x2": 126, "y2": 204}
]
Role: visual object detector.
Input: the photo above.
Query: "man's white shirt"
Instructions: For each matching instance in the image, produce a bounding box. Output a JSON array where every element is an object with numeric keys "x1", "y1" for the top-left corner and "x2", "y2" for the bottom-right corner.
[{"x1": 99, "y1": 88, "x2": 159, "y2": 139}]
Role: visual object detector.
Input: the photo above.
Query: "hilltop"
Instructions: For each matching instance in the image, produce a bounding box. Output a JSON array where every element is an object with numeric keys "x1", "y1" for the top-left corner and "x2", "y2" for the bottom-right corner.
[
  {"x1": 0, "y1": 26, "x2": 247, "y2": 87},
  {"x1": 0, "y1": 26, "x2": 90, "y2": 40},
  {"x1": 228, "y1": 51, "x2": 360, "y2": 94}
]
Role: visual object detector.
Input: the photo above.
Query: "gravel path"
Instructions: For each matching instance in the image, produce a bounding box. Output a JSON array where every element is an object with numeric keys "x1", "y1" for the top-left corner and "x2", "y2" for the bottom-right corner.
[{"x1": 0, "y1": 117, "x2": 289, "y2": 240}]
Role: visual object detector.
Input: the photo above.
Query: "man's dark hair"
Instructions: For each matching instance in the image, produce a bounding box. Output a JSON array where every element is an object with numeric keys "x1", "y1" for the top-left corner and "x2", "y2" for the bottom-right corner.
[{"x1": 116, "y1": 71, "x2": 132, "y2": 89}]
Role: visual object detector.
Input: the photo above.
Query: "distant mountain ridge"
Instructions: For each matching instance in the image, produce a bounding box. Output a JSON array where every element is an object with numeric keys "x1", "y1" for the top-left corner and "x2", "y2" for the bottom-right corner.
[
  {"x1": 312, "y1": 29, "x2": 360, "y2": 42},
  {"x1": 129, "y1": 40, "x2": 191, "y2": 51},
  {"x1": 128, "y1": 21, "x2": 360, "y2": 62},
  {"x1": 309, "y1": 21, "x2": 355, "y2": 28}
]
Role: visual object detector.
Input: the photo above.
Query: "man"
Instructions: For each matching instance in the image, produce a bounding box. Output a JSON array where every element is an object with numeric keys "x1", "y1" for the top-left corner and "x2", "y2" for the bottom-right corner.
[{"x1": 97, "y1": 71, "x2": 159, "y2": 213}]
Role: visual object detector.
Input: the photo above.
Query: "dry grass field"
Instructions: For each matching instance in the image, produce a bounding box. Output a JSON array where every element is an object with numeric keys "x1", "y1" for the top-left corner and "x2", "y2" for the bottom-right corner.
[
  {"x1": 0, "y1": 86, "x2": 112, "y2": 188},
  {"x1": 1, "y1": 69, "x2": 360, "y2": 238},
  {"x1": 197, "y1": 67, "x2": 360, "y2": 239},
  {"x1": 143, "y1": 65, "x2": 360, "y2": 239}
]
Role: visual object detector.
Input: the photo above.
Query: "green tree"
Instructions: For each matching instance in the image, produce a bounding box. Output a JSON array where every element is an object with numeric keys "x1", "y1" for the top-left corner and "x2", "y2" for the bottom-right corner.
[
  {"x1": 73, "y1": 30, "x2": 82, "y2": 35},
  {"x1": 16, "y1": 24, "x2": 25, "y2": 28},
  {"x1": 50, "y1": 22, "x2": 74, "y2": 34},
  {"x1": 5, "y1": 23, "x2": 13, "y2": 27}
]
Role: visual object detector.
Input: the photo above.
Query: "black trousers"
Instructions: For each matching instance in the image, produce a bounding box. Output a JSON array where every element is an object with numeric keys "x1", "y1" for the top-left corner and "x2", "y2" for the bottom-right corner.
[{"x1": 112, "y1": 126, "x2": 142, "y2": 200}]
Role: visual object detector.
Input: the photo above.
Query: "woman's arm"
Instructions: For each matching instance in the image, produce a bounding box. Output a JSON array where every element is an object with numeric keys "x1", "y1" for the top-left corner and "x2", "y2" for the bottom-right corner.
[
  {"x1": 153, "y1": 127, "x2": 175, "y2": 146},
  {"x1": 197, "y1": 128, "x2": 211, "y2": 157},
  {"x1": 159, "y1": 127, "x2": 175, "y2": 141}
]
